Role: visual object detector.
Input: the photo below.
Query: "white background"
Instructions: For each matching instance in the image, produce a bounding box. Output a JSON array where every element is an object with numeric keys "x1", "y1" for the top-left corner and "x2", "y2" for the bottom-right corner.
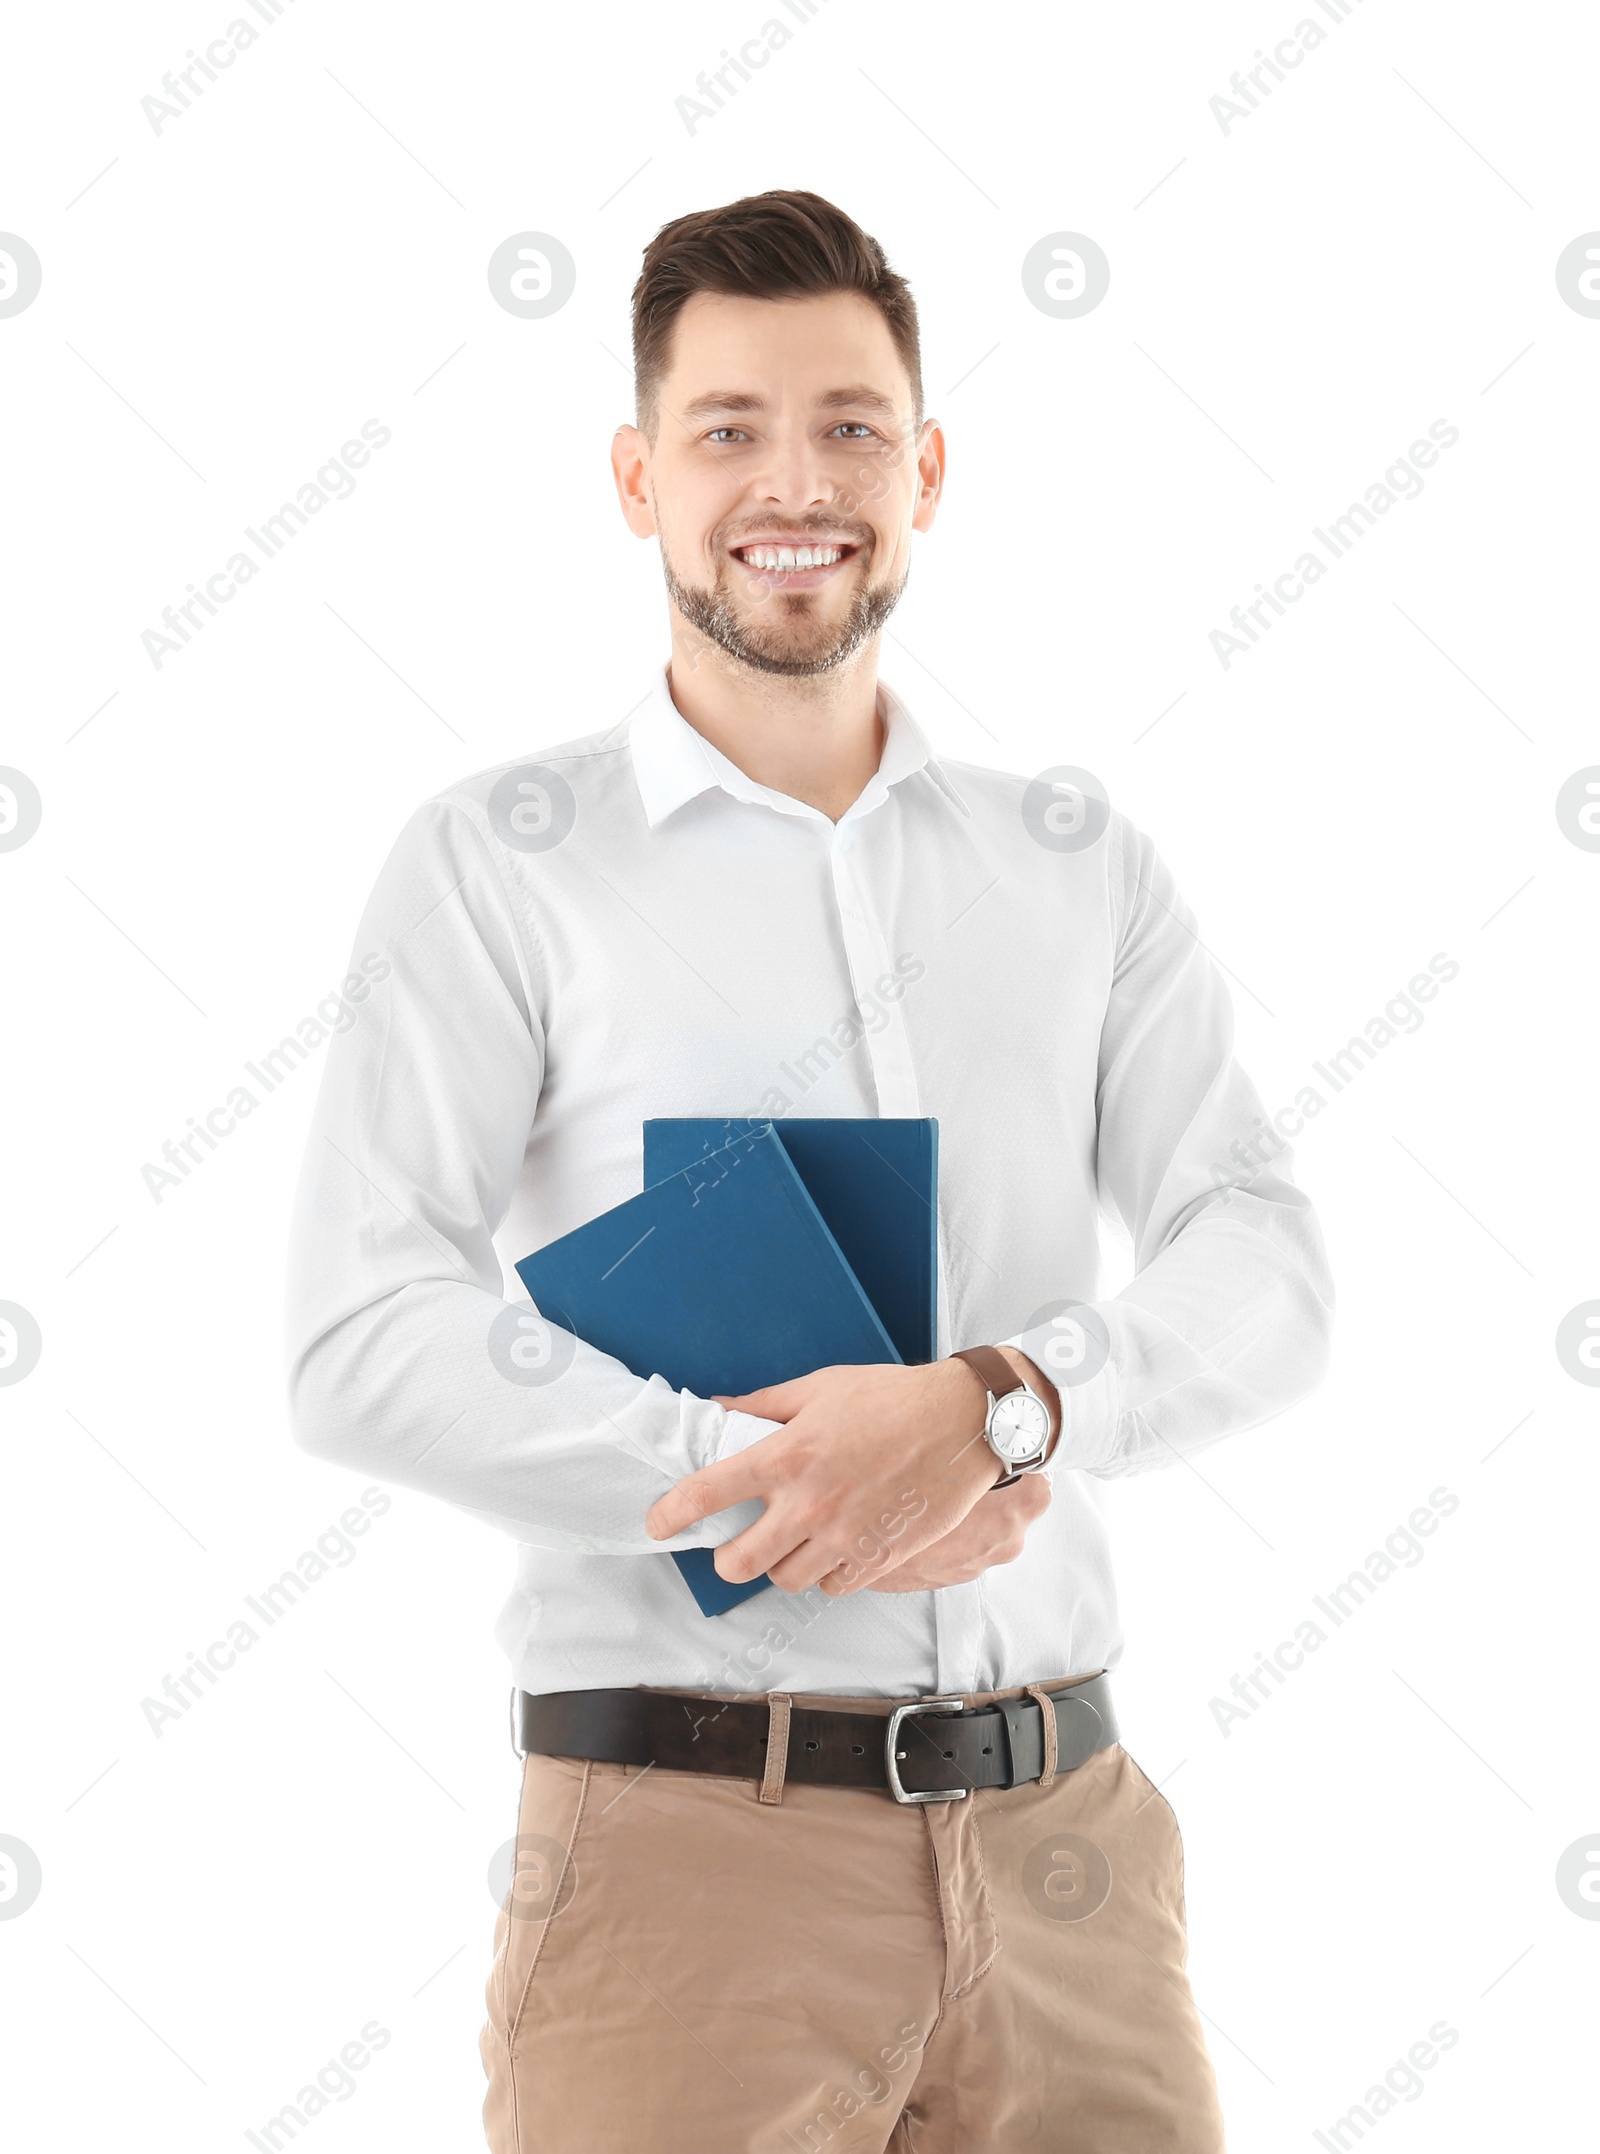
[{"x1": 2, "y1": 1, "x2": 1596, "y2": 2146}]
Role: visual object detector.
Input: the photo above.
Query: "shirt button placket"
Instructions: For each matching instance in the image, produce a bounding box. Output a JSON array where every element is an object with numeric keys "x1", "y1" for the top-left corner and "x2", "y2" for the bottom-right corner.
[
  {"x1": 828, "y1": 825, "x2": 920, "y2": 1117},
  {"x1": 829, "y1": 820, "x2": 979, "y2": 1695}
]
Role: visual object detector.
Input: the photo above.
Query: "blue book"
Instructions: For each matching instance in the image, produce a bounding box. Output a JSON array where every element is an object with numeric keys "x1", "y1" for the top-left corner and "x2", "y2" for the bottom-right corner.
[
  {"x1": 643, "y1": 1118, "x2": 939, "y2": 1366},
  {"x1": 514, "y1": 1121, "x2": 902, "y2": 1615}
]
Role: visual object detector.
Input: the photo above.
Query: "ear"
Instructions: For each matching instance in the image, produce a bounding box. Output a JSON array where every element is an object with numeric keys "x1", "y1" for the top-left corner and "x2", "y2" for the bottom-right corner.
[
  {"x1": 611, "y1": 424, "x2": 657, "y2": 538},
  {"x1": 911, "y1": 418, "x2": 946, "y2": 534}
]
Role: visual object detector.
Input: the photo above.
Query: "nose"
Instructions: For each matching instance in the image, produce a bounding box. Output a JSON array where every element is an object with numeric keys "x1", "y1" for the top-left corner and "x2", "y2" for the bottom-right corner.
[{"x1": 752, "y1": 419, "x2": 839, "y2": 517}]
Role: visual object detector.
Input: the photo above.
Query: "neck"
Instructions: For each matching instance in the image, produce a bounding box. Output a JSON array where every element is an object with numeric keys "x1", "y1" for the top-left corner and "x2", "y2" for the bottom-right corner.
[{"x1": 663, "y1": 621, "x2": 885, "y2": 823}]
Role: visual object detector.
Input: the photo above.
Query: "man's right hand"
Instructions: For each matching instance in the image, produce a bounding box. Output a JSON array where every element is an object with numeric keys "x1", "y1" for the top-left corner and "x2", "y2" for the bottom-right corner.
[{"x1": 859, "y1": 1475, "x2": 1053, "y2": 1593}]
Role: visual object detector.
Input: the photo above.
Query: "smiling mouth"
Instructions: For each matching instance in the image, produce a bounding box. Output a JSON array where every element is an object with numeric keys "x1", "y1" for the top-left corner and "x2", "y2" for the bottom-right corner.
[{"x1": 727, "y1": 540, "x2": 861, "y2": 587}]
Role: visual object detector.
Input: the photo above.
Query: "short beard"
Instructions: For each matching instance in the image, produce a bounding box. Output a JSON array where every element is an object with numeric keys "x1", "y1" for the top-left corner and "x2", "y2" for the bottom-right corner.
[{"x1": 662, "y1": 552, "x2": 908, "y2": 678}]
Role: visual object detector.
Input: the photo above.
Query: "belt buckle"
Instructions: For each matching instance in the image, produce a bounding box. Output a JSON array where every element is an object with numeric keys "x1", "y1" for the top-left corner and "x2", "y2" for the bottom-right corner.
[{"x1": 885, "y1": 1696, "x2": 971, "y2": 1804}]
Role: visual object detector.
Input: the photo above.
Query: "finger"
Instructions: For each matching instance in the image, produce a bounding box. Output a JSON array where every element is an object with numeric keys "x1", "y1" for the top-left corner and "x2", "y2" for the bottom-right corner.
[
  {"x1": 765, "y1": 1536, "x2": 846, "y2": 1597},
  {"x1": 645, "y1": 1455, "x2": 769, "y2": 1540},
  {"x1": 710, "y1": 1492, "x2": 818, "y2": 1582},
  {"x1": 1001, "y1": 1474, "x2": 1053, "y2": 1519},
  {"x1": 818, "y1": 1531, "x2": 909, "y2": 1597},
  {"x1": 866, "y1": 1550, "x2": 975, "y2": 1594},
  {"x1": 766, "y1": 1516, "x2": 911, "y2": 1598},
  {"x1": 858, "y1": 1515, "x2": 995, "y2": 1596},
  {"x1": 867, "y1": 1515, "x2": 1030, "y2": 1593},
  {"x1": 715, "y1": 1470, "x2": 984, "y2": 1591},
  {"x1": 710, "y1": 1373, "x2": 820, "y2": 1422},
  {"x1": 843, "y1": 1541, "x2": 951, "y2": 1594},
  {"x1": 822, "y1": 1559, "x2": 887, "y2": 1599},
  {"x1": 796, "y1": 1552, "x2": 870, "y2": 1600}
]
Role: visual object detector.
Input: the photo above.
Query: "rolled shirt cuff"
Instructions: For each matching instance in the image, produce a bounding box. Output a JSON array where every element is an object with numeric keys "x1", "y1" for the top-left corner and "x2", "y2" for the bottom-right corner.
[
  {"x1": 998, "y1": 1312, "x2": 1121, "y2": 1473},
  {"x1": 710, "y1": 1404, "x2": 786, "y2": 1462}
]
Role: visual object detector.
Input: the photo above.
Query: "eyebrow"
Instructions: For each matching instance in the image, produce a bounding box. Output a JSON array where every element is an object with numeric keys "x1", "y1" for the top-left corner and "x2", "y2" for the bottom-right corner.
[{"x1": 675, "y1": 384, "x2": 904, "y2": 423}]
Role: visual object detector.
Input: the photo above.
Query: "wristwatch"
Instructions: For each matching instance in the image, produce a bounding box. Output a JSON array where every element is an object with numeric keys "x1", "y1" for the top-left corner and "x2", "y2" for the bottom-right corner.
[{"x1": 951, "y1": 1346, "x2": 1059, "y2": 1487}]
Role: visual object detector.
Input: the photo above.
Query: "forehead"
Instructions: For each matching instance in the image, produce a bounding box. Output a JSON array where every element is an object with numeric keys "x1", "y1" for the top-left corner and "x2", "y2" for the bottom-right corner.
[{"x1": 659, "y1": 289, "x2": 914, "y2": 418}]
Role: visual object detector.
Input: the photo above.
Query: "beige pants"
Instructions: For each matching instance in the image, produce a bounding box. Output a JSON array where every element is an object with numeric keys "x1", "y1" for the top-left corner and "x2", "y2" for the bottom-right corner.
[{"x1": 481, "y1": 1674, "x2": 1226, "y2": 2152}]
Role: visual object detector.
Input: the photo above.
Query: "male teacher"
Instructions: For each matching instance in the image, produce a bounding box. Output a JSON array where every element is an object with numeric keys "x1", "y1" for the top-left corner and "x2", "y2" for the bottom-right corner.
[{"x1": 286, "y1": 189, "x2": 1333, "y2": 2151}]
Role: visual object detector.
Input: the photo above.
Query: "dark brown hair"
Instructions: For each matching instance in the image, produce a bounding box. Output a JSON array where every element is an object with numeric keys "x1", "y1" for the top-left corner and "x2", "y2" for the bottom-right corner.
[{"x1": 630, "y1": 189, "x2": 922, "y2": 439}]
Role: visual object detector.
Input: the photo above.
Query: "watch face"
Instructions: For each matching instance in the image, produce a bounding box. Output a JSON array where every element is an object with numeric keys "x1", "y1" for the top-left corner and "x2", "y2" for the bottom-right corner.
[{"x1": 992, "y1": 1392, "x2": 1050, "y2": 1460}]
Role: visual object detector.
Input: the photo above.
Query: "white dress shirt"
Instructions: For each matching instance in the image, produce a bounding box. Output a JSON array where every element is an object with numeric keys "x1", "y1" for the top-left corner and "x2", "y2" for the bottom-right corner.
[{"x1": 284, "y1": 664, "x2": 1333, "y2": 1699}]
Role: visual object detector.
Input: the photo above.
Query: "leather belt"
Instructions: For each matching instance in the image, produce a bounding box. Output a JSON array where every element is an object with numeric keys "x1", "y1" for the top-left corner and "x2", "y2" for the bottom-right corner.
[{"x1": 513, "y1": 1673, "x2": 1117, "y2": 1805}]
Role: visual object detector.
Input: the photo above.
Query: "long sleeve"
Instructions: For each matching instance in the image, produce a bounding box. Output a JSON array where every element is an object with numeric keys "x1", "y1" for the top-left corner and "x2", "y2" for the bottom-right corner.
[
  {"x1": 282, "y1": 798, "x2": 778, "y2": 1552},
  {"x1": 1002, "y1": 814, "x2": 1334, "y2": 1477}
]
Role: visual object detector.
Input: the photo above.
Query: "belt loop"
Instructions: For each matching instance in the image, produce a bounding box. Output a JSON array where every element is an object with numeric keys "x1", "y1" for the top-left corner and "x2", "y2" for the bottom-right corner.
[
  {"x1": 1024, "y1": 1684, "x2": 1058, "y2": 1790},
  {"x1": 758, "y1": 1693, "x2": 793, "y2": 1805}
]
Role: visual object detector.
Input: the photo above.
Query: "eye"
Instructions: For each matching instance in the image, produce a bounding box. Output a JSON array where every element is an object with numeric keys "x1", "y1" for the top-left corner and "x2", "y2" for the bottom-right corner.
[
  {"x1": 831, "y1": 422, "x2": 877, "y2": 439},
  {"x1": 705, "y1": 427, "x2": 747, "y2": 444}
]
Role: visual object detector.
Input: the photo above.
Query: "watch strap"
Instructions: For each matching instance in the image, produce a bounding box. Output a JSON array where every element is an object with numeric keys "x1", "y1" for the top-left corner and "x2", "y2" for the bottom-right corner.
[{"x1": 951, "y1": 1345, "x2": 1020, "y2": 1405}]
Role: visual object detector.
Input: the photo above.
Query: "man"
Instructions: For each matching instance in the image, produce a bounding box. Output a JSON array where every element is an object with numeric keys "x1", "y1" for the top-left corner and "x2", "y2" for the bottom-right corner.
[{"x1": 285, "y1": 189, "x2": 1333, "y2": 2151}]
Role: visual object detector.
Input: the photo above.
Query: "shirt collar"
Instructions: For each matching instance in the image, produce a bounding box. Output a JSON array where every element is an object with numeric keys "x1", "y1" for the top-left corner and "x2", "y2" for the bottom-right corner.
[{"x1": 627, "y1": 661, "x2": 972, "y2": 830}]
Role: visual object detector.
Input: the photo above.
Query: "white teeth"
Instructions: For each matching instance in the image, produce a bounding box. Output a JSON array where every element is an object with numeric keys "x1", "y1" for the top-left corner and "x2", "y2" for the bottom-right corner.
[{"x1": 740, "y1": 544, "x2": 843, "y2": 571}]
